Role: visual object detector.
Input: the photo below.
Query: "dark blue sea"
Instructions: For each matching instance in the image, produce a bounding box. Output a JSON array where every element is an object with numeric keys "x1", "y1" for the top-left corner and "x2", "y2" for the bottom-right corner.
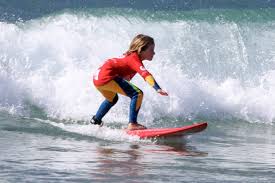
[{"x1": 1, "y1": 0, "x2": 275, "y2": 182}]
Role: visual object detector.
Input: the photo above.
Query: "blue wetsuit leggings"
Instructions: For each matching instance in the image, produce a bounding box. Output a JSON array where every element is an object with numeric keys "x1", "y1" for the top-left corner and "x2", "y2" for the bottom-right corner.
[{"x1": 94, "y1": 77, "x2": 143, "y2": 123}]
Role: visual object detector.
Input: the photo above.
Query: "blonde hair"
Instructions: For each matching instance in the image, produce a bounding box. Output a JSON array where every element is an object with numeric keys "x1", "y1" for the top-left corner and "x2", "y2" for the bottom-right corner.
[{"x1": 125, "y1": 34, "x2": 154, "y2": 56}]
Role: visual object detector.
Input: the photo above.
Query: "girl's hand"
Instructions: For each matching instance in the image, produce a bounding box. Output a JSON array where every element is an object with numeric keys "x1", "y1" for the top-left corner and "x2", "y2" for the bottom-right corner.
[{"x1": 157, "y1": 89, "x2": 168, "y2": 96}]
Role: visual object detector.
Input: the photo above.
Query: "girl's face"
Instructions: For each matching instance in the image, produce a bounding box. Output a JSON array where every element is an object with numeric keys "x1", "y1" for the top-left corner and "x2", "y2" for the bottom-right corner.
[{"x1": 140, "y1": 44, "x2": 155, "y2": 61}]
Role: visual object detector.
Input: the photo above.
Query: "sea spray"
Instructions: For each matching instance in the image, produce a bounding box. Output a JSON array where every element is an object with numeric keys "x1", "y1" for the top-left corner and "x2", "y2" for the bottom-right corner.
[{"x1": 0, "y1": 12, "x2": 274, "y2": 124}]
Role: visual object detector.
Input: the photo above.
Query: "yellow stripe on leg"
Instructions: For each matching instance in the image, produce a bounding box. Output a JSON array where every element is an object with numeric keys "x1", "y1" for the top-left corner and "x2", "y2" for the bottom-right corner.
[{"x1": 136, "y1": 92, "x2": 143, "y2": 111}]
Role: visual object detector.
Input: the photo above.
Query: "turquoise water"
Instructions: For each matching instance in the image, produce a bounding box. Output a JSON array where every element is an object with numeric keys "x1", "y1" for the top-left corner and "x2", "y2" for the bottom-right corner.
[{"x1": 1, "y1": 1, "x2": 275, "y2": 182}]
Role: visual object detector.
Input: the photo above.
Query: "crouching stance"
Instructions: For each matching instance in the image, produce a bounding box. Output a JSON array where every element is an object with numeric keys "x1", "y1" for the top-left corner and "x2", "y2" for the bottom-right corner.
[{"x1": 91, "y1": 34, "x2": 168, "y2": 130}]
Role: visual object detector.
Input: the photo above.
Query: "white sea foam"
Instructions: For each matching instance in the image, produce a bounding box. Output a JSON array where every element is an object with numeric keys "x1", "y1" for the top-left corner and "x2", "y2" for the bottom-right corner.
[
  {"x1": 0, "y1": 14, "x2": 275, "y2": 124},
  {"x1": 34, "y1": 118, "x2": 144, "y2": 143}
]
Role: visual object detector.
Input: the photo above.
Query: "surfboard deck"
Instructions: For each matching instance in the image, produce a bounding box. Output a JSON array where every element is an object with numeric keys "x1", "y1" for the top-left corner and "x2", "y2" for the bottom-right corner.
[{"x1": 126, "y1": 122, "x2": 207, "y2": 138}]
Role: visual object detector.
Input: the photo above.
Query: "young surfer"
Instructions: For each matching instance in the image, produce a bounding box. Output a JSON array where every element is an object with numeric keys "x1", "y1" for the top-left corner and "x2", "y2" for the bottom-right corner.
[{"x1": 91, "y1": 34, "x2": 168, "y2": 130}]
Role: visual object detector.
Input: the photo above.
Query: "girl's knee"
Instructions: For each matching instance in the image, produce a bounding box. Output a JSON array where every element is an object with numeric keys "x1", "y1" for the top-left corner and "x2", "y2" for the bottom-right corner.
[
  {"x1": 133, "y1": 89, "x2": 143, "y2": 99},
  {"x1": 111, "y1": 94, "x2": 119, "y2": 105}
]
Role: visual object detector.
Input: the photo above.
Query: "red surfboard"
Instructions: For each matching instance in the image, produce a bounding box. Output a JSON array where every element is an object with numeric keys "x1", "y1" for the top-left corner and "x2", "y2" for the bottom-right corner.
[{"x1": 126, "y1": 122, "x2": 207, "y2": 138}]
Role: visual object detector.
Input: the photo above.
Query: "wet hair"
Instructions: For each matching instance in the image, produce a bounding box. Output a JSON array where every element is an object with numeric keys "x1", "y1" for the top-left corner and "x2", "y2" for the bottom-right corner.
[{"x1": 125, "y1": 34, "x2": 154, "y2": 56}]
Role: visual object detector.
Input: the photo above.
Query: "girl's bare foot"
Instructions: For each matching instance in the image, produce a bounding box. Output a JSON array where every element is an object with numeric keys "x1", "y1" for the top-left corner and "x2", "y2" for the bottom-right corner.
[{"x1": 127, "y1": 123, "x2": 147, "y2": 130}]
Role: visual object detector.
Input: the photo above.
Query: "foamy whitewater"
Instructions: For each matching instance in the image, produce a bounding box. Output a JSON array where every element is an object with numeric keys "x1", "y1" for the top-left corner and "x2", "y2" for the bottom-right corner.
[
  {"x1": 1, "y1": 3, "x2": 275, "y2": 183},
  {"x1": 1, "y1": 13, "x2": 275, "y2": 124}
]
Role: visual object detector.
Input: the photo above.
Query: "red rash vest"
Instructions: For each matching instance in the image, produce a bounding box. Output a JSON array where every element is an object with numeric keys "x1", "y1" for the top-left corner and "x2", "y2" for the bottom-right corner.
[{"x1": 93, "y1": 52, "x2": 151, "y2": 86}]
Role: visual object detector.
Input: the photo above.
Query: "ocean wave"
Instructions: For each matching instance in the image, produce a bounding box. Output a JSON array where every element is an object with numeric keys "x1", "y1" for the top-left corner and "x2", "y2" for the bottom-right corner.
[{"x1": 0, "y1": 13, "x2": 274, "y2": 124}]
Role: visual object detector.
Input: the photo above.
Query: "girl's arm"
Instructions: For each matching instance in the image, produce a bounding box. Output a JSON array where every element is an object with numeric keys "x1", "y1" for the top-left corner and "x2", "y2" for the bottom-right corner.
[{"x1": 145, "y1": 75, "x2": 168, "y2": 96}]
